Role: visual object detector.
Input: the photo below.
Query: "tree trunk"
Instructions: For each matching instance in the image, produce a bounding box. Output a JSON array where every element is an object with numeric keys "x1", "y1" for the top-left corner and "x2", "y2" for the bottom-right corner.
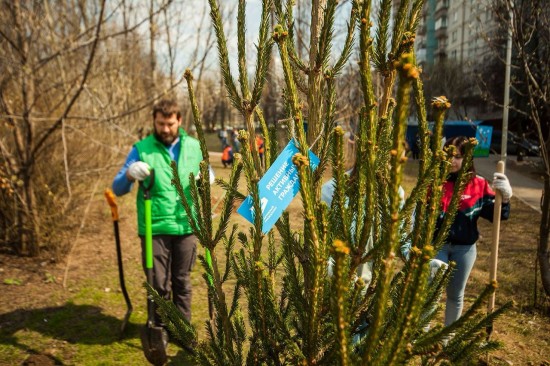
[
  {"x1": 149, "y1": 0, "x2": 157, "y2": 92},
  {"x1": 14, "y1": 0, "x2": 40, "y2": 256},
  {"x1": 539, "y1": 155, "x2": 550, "y2": 297},
  {"x1": 306, "y1": 0, "x2": 326, "y2": 149},
  {"x1": 22, "y1": 172, "x2": 40, "y2": 256}
]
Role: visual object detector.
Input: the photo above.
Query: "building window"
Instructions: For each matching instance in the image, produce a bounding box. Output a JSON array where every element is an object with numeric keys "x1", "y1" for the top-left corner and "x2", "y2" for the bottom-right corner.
[
  {"x1": 435, "y1": 16, "x2": 447, "y2": 30},
  {"x1": 452, "y1": 31, "x2": 457, "y2": 42},
  {"x1": 453, "y1": 11, "x2": 458, "y2": 23},
  {"x1": 452, "y1": 50, "x2": 457, "y2": 59}
]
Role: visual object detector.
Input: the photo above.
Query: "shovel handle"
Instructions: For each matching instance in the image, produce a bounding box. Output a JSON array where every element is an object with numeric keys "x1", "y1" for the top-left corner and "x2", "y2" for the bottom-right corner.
[
  {"x1": 488, "y1": 160, "x2": 505, "y2": 314},
  {"x1": 104, "y1": 189, "x2": 119, "y2": 221},
  {"x1": 138, "y1": 169, "x2": 155, "y2": 270}
]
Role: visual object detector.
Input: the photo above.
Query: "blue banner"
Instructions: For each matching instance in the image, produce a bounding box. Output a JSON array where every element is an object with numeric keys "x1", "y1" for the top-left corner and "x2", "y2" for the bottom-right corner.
[{"x1": 237, "y1": 140, "x2": 320, "y2": 233}]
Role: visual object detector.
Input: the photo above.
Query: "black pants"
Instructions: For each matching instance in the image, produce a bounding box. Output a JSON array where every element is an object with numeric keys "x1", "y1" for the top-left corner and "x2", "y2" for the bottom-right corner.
[{"x1": 140, "y1": 234, "x2": 197, "y2": 324}]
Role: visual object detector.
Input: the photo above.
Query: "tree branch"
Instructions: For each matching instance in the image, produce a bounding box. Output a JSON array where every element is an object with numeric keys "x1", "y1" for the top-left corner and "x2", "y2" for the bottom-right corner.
[{"x1": 30, "y1": 0, "x2": 107, "y2": 161}]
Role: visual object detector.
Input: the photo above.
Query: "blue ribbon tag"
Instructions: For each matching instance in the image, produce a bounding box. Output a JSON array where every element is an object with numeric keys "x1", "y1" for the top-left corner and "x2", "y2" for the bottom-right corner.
[{"x1": 237, "y1": 139, "x2": 320, "y2": 233}]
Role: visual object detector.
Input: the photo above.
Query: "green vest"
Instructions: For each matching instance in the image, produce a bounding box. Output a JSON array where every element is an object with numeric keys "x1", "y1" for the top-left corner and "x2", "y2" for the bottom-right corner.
[{"x1": 134, "y1": 129, "x2": 202, "y2": 236}]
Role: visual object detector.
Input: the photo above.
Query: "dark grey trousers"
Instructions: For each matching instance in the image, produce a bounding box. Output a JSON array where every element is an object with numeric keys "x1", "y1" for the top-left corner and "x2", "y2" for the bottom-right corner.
[{"x1": 140, "y1": 234, "x2": 197, "y2": 324}]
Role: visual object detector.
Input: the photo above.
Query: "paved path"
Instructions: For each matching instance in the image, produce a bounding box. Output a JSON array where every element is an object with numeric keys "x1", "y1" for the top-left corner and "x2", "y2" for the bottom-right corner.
[{"x1": 475, "y1": 154, "x2": 543, "y2": 213}]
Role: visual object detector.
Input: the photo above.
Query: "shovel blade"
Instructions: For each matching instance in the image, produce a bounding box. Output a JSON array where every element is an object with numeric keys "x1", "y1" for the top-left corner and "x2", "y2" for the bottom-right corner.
[{"x1": 140, "y1": 324, "x2": 167, "y2": 366}]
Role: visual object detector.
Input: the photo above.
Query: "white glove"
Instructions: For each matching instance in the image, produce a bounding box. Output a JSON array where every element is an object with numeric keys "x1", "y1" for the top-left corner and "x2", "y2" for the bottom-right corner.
[
  {"x1": 208, "y1": 166, "x2": 215, "y2": 185},
  {"x1": 429, "y1": 259, "x2": 448, "y2": 281},
  {"x1": 493, "y1": 172, "x2": 513, "y2": 201},
  {"x1": 195, "y1": 166, "x2": 216, "y2": 185},
  {"x1": 127, "y1": 161, "x2": 151, "y2": 181}
]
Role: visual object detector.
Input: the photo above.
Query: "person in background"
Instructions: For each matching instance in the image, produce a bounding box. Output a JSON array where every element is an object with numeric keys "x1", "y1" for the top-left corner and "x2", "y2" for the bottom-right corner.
[
  {"x1": 435, "y1": 136, "x2": 512, "y2": 326},
  {"x1": 221, "y1": 143, "x2": 234, "y2": 168},
  {"x1": 112, "y1": 99, "x2": 208, "y2": 342},
  {"x1": 255, "y1": 133, "x2": 265, "y2": 164},
  {"x1": 232, "y1": 128, "x2": 241, "y2": 154},
  {"x1": 218, "y1": 128, "x2": 228, "y2": 149}
]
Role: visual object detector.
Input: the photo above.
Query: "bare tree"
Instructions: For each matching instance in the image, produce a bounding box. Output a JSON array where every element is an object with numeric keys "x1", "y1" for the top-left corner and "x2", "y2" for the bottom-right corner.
[
  {"x1": 490, "y1": 0, "x2": 550, "y2": 297},
  {"x1": 422, "y1": 60, "x2": 477, "y2": 120},
  {"x1": 0, "y1": 0, "x2": 106, "y2": 255}
]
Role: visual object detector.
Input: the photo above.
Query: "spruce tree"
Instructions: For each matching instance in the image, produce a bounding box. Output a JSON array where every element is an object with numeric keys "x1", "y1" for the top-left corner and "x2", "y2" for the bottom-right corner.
[{"x1": 146, "y1": 0, "x2": 510, "y2": 364}]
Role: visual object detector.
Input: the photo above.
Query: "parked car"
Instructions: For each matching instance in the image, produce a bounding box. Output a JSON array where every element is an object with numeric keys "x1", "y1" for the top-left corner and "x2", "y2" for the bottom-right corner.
[{"x1": 490, "y1": 130, "x2": 540, "y2": 156}]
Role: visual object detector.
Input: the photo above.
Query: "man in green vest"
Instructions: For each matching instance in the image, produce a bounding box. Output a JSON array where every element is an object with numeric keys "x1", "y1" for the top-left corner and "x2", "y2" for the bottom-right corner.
[{"x1": 112, "y1": 99, "x2": 204, "y2": 331}]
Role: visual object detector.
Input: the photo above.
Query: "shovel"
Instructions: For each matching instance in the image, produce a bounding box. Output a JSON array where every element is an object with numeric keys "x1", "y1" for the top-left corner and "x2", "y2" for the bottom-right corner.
[
  {"x1": 138, "y1": 170, "x2": 167, "y2": 366},
  {"x1": 104, "y1": 189, "x2": 133, "y2": 337},
  {"x1": 487, "y1": 160, "x2": 505, "y2": 340}
]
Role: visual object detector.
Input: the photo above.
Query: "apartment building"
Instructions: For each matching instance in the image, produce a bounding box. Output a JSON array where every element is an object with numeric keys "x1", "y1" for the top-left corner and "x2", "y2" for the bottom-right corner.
[
  {"x1": 416, "y1": 0, "x2": 498, "y2": 68},
  {"x1": 413, "y1": 0, "x2": 504, "y2": 120}
]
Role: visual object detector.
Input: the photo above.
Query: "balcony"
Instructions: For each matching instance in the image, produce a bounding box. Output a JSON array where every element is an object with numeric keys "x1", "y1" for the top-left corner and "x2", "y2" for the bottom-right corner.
[
  {"x1": 435, "y1": 0, "x2": 449, "y2": 18},
  {"x1": 435, "y1": 26, "x2": 448, "y2": 39},
  {"x1": 435, "y1": 0, "x2": 449, "y2": 10}
]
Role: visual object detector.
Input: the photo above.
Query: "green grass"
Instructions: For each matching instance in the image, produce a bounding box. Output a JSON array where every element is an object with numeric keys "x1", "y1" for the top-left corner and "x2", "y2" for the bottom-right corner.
[
  {"x1": 0, "y1": 284, "x2": 197, "y2": 365},
  {"x1": 204, "y1": 131, "x2": 223, "y2": 153}
]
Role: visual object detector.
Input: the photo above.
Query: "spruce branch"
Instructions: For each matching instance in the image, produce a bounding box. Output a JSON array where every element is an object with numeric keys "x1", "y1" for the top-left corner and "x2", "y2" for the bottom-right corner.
[
  {"x1": 222, "y1": 225, "x2": 238, "y2": 282},
  {"x1": 273, "y1": 23, "x2": 308, "y2": 153},
  {"x1": 251, "y1": 0, "x2": 275, "y2": 108},
  {"x1": 237, "y1": 0, "x2": 250, "y2": 101},
  {"x1": 406, "y1": 0, "x2": 426, "y2": 34},
  {"x1": 144, "y1": 282, "x2": 199, "y2": 352},
  {"x1": 374, "y1": 0, "x2": 392, "y2": 72},
  {"x1": 332, "y1": 1, "x2": 358, "y2": 76},
  {"x1": 358, "y1": 0, "x2": 376, "y2": 109},
  {"x1": 317, "y1": 0, "x2": 338, "y2": 70},
  {"x1": 184, "y1": 69, "x2": 210, "y2": 161},
  {"x1": 412, "y1": 71, "x2": 432, "y2": 175},
  {"x1": 330, "y1": 126, "x2": 351, "y2": 243},
  {"x1": 208, "y1": 0, "x2": 242, "y2": 111},
  {"x1": 171, "y1": 162, "x2": 205, "y2": 244},
  {"x1": 332, "y1": 239, "x2": 352, "y2": 366},
  {"x1": 390, "y1": 0, "x2": 412, "y2": 60},
  {"x1": 255, "y1": 107, "x2": 272, "y2": 169},
  {"x1": 213, "y1": 157, "x2": 243, "y2": 244},
  {"x1": 278, "y1": 0, "x2": 309, "y2": 73},
  {"x1": 362, "y1": 51, "x2": 418, "y2": 364}
]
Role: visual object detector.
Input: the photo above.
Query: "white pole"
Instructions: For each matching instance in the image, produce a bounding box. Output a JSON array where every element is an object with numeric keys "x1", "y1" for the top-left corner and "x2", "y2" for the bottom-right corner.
[{"x1": 501, "y1": 5, "x2": 513, "y2": 165}]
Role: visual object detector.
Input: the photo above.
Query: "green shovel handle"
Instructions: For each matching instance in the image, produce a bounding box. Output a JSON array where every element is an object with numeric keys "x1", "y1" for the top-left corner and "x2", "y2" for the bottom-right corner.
[
  {"x1": 144, "y1": 199, "x2": 153, "y2": 269},
  {"x1": 139, "y1": 169, "x2": 155, "y2": 270}
]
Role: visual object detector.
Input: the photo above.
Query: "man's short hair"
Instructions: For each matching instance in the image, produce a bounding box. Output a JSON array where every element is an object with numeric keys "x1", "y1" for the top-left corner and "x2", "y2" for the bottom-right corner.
[{"x1": 152, "y1": 99, "x2": 181, "y2": 119}]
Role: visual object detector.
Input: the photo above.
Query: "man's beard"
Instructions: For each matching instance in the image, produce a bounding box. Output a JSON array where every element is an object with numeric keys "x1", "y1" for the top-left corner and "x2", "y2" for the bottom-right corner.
[{"x1": 154, "y1": 130, "x2": 178, "y2": 145}]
